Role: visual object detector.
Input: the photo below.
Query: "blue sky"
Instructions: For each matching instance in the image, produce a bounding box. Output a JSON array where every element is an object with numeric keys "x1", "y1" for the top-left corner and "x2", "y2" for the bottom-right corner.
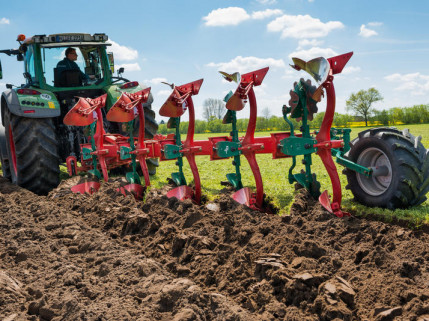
[{"x1": 1, "y1": 0, "x2": 429, "y2": 121}]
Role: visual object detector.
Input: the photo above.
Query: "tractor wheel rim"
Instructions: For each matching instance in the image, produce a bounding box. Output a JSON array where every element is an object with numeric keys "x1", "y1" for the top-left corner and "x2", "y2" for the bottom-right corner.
[
  {"x1": 8, "y1": 124, "x2": 17, "y2": 176},
  {"x1": 356, "y1": 147, "x2": 392, "y2": 196}
]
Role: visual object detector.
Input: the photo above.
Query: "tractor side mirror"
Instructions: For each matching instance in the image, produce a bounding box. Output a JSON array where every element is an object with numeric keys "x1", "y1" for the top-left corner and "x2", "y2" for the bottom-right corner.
[
  {"x1": 0, "y1": 59, "x2": 2, "y2": 79},
  {"x1": 23, "y1": 72, "x2": 33, "y2": 85},
  {"x1": 107, "y1": 52, "x2": 114, "y2": 74},
  {"x1": 17, "y1": 53, "x2": 24, "y2": 61},
  {"x1": 117, "y1": 67, "x2": 125, "y2": 78}
]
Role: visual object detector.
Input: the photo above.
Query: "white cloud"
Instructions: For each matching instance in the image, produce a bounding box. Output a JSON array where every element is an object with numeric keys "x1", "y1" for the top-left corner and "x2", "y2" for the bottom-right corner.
[
  {"x1": 297, "y1": 39, "x2": 324, "y2": 49},
  {"x1": 145, "y1": 77, "x2": 168, "y2": 85},
  {"x1": 206, "y1": 56, "x2": 285, "y2": 73},
  {"x1": 267, "y1": 14, "x2": 344, "y2": 39},
  {"x1": 359, "y1": 24, "x2": 378, "y2": 38},
  {"x1": 342, "y1": 66, "x2": 361, "y2": 75},
  {"x1": 368, "y1": 21, "x2": 383, "y2": 27},
  {"x1": 0, "y1": 18, "x2": 10, "y2": 25},
  {"x1": 254, "y1": 83, "x2": 268, "y2": 96},
  {"x1": 256, "y1": 0, "x2": 277, "y2": 4},
  {"x1": 288, "y1": 47, "x2": 338, "y2": 60},
  {"x1": 281, "y1": 68, "x2": 296, "y2": 79},
  {"x1": 385, "y1": 72, "x2": 429, "y2": 96},
  {"x1": 251, "y1": 9, "x2": 283, "y2": 20},
  {"x1": 116, "y1": 63, "x2": 141, "y2": 72},
  {"x1": 203, "y1": 7, "x2": 283, "y2": 27},
  {"x1": 203, "y1": 7, "x2": 250, "y2": 26},
  {"x1": 107, "y1": 40, "x2": 138, "y2": 61},
  {"x1": 157, "y1": 90, "x2": 171, "y2": 97},
  {"x1": 384, "y1": 73, "x2": 404, "y2": 82}
]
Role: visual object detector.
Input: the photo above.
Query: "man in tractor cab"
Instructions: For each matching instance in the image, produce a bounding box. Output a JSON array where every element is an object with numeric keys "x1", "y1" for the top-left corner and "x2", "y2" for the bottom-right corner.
[{"x1": 55, "y1": 47, "x2": 90, "y2": 87}]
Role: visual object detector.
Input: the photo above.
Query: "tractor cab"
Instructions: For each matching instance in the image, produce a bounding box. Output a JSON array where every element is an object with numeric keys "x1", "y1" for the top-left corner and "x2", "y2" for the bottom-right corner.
[
  {"x1": 0, "y1": 33, "x2": 137, "y2": 121},
  {"x1": 18, "y1": 33, "x2": 114, "y2": 91}
]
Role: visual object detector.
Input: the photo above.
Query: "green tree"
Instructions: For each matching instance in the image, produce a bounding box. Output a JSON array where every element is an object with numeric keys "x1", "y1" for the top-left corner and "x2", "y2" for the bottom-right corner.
[
  {"x1": 376, "y1": 110, "x2": 390, "y2": 126},
  {"x1": 207, "y1": 117, "x2": 223, "y2": 133},
  {"x1": 408, "y1": 104, "x2": 429, "y2": 124},
  {"x1": 195, "y1": 120, "x2": 207, "y2": 133},
  {"x1": 403, "y1": 108, "x2": 416, "y2": 124},
  {"x1": 310, "y1": 112, "x2": 325, "y2": 129},
  {"x1": 346, "y1": 88, "x2": 383, "y2": 126},
  {"x1": 236, "y1": 118, "x2": 248, "y2": 132},
  {"x1": 390, "y1": 107, "x2": 404, "y2": 125},
  {"x1": 333, "y1": 112, "x2": 352, "y2": 127},
  {"x1": 158, "y1": 123, "x2": 168, "y2": 135},
  {"x1": 179, "y1": 121, "x2": 189, "y2": 134}
]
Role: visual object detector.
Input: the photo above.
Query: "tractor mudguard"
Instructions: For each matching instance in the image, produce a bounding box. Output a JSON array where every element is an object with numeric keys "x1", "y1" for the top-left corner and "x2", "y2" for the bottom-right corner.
[{"x1": 1, "y1": 90, "x2": 60, "y2": 125}]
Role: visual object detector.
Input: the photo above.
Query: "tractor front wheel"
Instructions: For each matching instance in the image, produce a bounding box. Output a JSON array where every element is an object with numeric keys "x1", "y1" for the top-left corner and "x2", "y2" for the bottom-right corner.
[
  {"x1": 4, "y1": 109, "x2": 60, "y2": 195},
  {"x1": 345, "y1": 127, "x2": 429, "y2": 209}
]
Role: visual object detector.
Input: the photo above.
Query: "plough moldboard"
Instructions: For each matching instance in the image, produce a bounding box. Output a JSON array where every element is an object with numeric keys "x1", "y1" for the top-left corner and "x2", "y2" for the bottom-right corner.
[{"x1": 62, "y1": 52, "x2": 367, "y2": 217}]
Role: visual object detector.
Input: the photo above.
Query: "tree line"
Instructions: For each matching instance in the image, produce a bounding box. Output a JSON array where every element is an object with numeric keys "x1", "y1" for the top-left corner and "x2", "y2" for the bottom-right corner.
[{"x1": 158, "y1": 94, "x2": 429, "y2": 135}]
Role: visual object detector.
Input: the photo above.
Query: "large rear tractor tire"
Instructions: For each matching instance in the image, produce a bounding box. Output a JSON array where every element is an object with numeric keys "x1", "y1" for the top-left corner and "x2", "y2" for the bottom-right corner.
[
  {"x1": 344, "y1": 127, "x2": 429, "y2": 209},
  {"x1": 4, "y1": 109, "x2": 60, "y2": 195}
]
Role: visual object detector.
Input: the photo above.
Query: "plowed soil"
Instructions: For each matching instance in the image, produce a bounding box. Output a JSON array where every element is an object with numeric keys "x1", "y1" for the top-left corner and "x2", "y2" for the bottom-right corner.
[{"x1": 1, "y1": 177, "x2": 429, "y2": 321}]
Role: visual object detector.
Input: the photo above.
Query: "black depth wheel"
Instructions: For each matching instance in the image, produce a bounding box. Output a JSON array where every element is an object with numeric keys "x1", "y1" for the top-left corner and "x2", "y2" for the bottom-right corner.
[
  {"x1": 4, "y1": 109, "x2": 60, "y2": 195},
  {"x1": 344, "y1": 127, "x2": 429, "y2": 209}
]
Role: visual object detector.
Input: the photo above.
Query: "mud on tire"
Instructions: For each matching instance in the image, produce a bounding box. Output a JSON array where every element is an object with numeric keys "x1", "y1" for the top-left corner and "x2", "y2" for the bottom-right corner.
[
  {"x1": 344, "y1": 127, "x2": 429, "y2": 209},
  {"x1": 4, "y1": 109, "x2": 60, "y2": 195}
]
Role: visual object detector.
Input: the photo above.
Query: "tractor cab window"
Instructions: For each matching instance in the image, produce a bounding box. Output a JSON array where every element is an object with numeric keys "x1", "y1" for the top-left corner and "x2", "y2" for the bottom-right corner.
[
  {"x1": 41, "y1": 46, "x2": 105, "y2": 87},
  {"x1": 25, "y1": 46, "x2": 36, "y2": 84},
  {"x1": 80, "y1": 47, "x2": 104, "y2": 80}
]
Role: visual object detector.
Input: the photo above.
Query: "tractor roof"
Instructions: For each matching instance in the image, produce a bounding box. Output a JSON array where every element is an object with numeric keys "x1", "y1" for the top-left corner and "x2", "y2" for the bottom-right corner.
[{"x1": 23, "y1": 33, "x2": 109, "y2": 46}]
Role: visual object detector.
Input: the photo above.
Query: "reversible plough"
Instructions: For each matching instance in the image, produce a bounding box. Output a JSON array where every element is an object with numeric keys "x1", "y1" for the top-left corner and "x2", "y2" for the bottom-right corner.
[{"x1": 63, "y1": 51, "x2": 429, "y2": 217}]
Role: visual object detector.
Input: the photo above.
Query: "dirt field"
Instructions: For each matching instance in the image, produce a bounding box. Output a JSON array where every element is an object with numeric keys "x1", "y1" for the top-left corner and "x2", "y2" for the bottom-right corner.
[{"x1": 0, "y1": 177, "x2": 428, "y2": 321}]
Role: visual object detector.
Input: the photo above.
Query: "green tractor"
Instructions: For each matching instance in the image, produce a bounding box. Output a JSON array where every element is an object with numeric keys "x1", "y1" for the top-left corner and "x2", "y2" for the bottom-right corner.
[{"x1": 0, "y1": 33, "x2": 158, "y2": 194}]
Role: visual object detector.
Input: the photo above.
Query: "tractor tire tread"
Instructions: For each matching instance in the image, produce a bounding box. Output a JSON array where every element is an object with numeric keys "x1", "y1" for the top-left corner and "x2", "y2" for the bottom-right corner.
[{"x1": 6, "y1": 111, "x2": 60, "y2": 195}]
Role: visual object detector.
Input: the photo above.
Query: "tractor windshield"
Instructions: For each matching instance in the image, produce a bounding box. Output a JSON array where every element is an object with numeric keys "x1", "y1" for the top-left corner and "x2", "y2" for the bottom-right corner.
[{"x1": 41, "y1": 45, "x2": 107, "y2": 88}]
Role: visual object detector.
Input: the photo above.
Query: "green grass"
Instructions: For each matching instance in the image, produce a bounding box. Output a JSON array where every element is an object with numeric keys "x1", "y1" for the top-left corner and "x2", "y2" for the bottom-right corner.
[{"x1": 1, "y1": 123, "x2": 428, "y2": 226}]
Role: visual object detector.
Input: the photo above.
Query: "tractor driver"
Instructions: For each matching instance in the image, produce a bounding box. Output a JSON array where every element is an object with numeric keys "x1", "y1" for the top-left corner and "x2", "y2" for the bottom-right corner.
[{"x1": 56, "y1": 47, "x2": 89, "y2": 84}]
